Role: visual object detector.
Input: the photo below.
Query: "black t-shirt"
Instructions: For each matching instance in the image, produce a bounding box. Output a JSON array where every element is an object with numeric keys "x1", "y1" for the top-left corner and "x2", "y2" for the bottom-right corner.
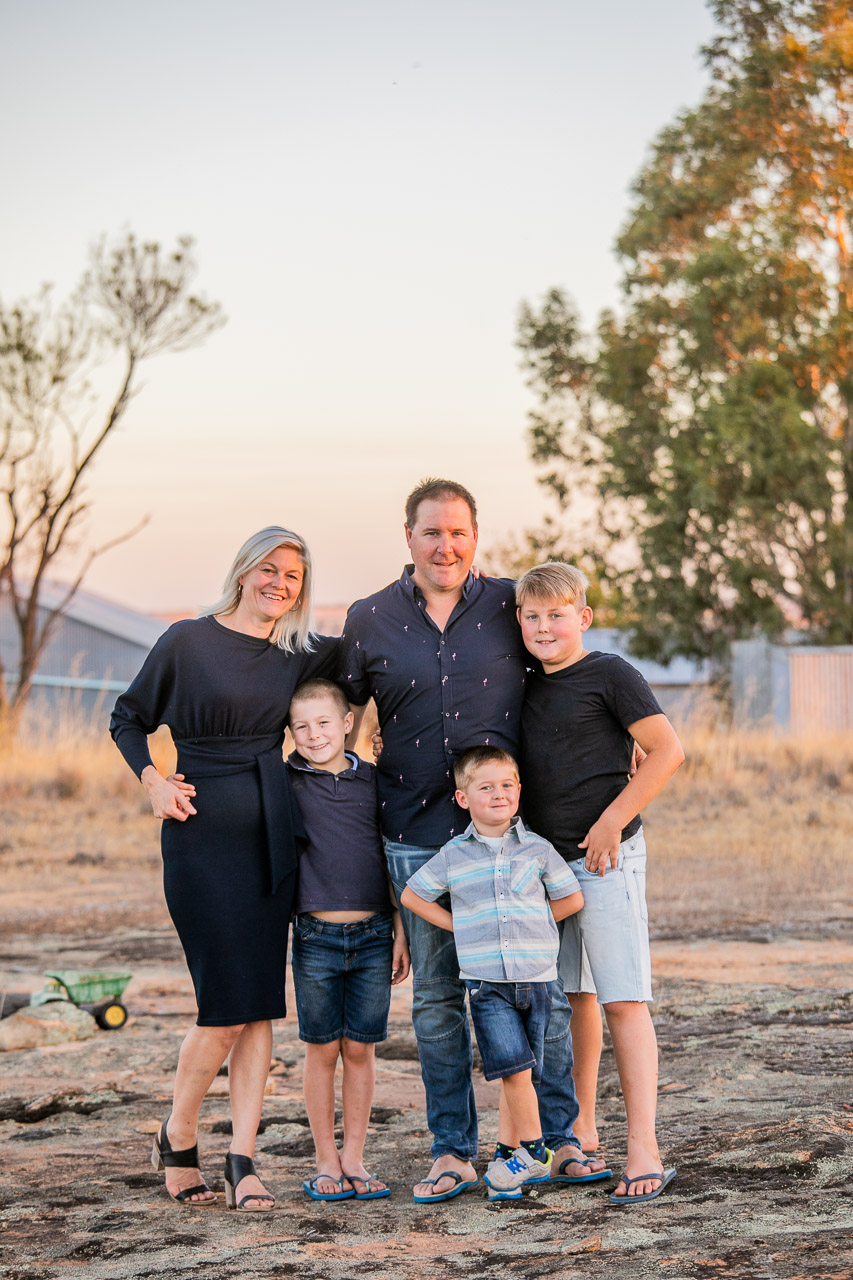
[{"x1": 520, "y1": 651, "x2": 663, "y2": 860}]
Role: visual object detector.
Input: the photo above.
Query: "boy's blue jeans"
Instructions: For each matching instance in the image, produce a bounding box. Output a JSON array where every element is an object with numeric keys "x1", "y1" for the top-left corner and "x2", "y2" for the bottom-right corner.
[{"x1": 386, "y1": 840, "x2": 580, "y2": 1161}]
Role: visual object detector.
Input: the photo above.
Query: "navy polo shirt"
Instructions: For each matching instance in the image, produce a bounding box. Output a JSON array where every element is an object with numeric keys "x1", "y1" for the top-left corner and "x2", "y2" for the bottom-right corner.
[{"x1": 337, "y1": 568, "x2": 527, "y2": 847}]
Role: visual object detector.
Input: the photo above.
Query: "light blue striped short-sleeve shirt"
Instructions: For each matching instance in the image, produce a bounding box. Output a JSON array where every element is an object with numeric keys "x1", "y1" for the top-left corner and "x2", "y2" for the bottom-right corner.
[{"x1": 406, "y1": 817, "x2": 581, "y2": 982}]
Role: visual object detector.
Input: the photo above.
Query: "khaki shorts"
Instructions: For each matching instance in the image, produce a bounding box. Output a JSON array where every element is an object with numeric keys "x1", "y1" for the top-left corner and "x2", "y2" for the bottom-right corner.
[{"x1": 557, "y1": 830, "x2": 653, "y2": 1005}]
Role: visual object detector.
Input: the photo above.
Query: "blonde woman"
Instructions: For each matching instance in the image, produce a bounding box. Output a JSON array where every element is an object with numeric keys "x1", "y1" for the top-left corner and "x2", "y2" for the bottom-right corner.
[{"x1": 111, "y1": 527, "x2": 338, "y2": 1211}]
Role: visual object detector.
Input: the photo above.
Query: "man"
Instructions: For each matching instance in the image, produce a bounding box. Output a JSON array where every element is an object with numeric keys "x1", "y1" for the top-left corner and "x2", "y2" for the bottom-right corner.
[{"x1": 338, "y1": 478, "x2": 608, "y2": 1199}]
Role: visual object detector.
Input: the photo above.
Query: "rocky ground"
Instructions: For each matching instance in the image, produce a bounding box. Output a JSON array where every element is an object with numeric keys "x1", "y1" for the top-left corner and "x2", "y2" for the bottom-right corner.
[{"x1": 1, "y1": 744, "x2": 852, "y2": 1279}]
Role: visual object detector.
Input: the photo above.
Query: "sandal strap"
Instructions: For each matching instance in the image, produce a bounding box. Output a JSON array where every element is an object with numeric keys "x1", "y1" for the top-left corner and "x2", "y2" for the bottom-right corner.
[
  {"x1": 225, "y1": 1152, "x2": 257, "y2": 1184},
  {"x1": 172, "y1": 1183, "x2": 212, "y2": 1202},
  {"x1": 236, "y1": 1193, "x2": 275, "y2": 1208},
  {"x1": 157, "y1": 1120, "x2": 200, "y2": 1168},
  {"x1": 162, "y1": 1144, "x2": 200, "y2": 1168}
]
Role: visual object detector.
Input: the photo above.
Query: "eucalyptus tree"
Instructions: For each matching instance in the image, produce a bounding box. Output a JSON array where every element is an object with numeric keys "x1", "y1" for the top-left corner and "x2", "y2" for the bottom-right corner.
[{"x1": 519, "y1": 0, "x2": 853, "y2": 663}]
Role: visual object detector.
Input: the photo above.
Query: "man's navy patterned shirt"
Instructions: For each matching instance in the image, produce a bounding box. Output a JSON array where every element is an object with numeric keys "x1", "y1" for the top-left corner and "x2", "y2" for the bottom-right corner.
[{"x1": 337, "y1": 568, "x2": 527, "y2": 847}]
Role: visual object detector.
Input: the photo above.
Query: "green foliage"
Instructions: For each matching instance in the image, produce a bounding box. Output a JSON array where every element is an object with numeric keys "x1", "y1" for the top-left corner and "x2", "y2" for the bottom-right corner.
[
  {"x1": 479, "y1": 514, "x2": 630, "y2": 624},
  {"x1": 518, "y1": 0, "x2": 853, "y2": 663}
]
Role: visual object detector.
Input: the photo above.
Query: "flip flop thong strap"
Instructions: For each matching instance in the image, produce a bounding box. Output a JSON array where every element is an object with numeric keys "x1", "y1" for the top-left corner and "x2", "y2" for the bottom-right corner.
[
  {"x1": 621, "y1": 1172, "x2": 664, "y2": 1187},
  {"x1": 559, "y1": 1157, "x2": 594, "y2": 1175},
  {"x1": 424, "y1": 1171, "x2": 462, "y2": 1188},
  {"x1": 309, "y1": 1175, "x2": 345, "y2": 1191}
]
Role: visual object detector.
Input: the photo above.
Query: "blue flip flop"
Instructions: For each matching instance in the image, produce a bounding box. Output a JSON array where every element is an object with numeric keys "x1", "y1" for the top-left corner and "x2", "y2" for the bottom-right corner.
[
  {"x1": 413, "y1": 1171, "x2": 480, "y2": 1203},
  {"x1": 342, "y1": 1172, "x2": 392, "y2": 1201},
  {"x1": 302, "y1": 1174, "x2": 356, "y2": 1201},
  {"x1": 550, "y1": 1156, "x2": 614, "y2": 1185},
  {"x1": 609, "y1": 1167, "x2": 676, "y2": 1205}
]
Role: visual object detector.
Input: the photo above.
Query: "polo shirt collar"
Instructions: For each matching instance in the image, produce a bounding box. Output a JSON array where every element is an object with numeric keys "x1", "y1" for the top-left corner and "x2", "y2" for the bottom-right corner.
[{"x1": 287, "y1": 749, "x2": 368, "y2": 781}]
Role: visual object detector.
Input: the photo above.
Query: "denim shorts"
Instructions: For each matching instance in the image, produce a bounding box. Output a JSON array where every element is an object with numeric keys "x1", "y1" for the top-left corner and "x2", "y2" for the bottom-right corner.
[
  {"x1": 557, "y1": 829, "x2": 652, "y2": 1005},
  {"x1": 291, "y1": 912, "x2": 393, "y2": 1044},
  {"x1": 464, "y1": 979, "x2": 553, "y2": 1083}
]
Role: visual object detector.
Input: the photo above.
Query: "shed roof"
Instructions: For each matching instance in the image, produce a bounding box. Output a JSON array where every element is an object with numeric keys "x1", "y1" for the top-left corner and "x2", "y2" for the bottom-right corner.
[
  {"x1": 34, "y1": 582, "x2": 169, "y2": 650},
  {"x1": 589, "y1": 628, "x2": 709, "y2": 686}
]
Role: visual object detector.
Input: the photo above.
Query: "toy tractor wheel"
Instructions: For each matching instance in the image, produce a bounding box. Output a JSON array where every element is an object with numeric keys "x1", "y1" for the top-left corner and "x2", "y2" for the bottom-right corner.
[{"x1": 94, "y1": 1000, "x2": 128, "y2": 1030}]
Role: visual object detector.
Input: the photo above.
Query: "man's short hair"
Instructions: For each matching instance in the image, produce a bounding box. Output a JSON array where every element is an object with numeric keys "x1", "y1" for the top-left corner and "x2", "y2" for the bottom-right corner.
[
  {"x1": 515, "y1": 562, "x2": 589, "y2": 610},
  {"x1": 453, "y1": 745, "x2": 519, "y2": 792},
  {"x1": 288, "y1": 678, "x2": 351, "y2": 723},
  {"x1": 405, "y1": 478, "x2": 478, "y2": 530}
]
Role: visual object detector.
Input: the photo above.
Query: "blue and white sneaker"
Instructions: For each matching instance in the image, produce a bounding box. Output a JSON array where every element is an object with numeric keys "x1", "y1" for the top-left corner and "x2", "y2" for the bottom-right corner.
[
  {"x1": 485, "y1": 1159, "x2": 522, "y2": 1201},
  {"x1": 484, "y1": 1146, "x2": 553, "y2": 1194}
]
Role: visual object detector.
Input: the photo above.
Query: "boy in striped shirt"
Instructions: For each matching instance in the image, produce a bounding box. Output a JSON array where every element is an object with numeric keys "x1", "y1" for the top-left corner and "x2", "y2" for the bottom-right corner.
[{"x1": 401, "y1": 746, "x2": 584, "y2": 1200}]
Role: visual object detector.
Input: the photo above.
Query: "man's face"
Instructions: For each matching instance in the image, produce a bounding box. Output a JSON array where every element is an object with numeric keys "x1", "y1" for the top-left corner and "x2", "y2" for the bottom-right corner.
[{"x1": 405, "y1": 497, "x2": 478, "y2": 595}]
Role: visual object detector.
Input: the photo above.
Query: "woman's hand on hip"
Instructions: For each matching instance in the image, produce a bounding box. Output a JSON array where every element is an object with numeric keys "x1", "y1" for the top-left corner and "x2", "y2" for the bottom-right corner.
[{"x1": 141, "y1": 766, "x2": 197, "y2": 820}]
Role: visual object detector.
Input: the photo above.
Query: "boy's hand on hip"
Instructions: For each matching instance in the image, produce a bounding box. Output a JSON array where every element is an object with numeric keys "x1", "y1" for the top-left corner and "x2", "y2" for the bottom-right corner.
[{"x1": 578, "y1": 816, "x2": 622, "y2": 876}]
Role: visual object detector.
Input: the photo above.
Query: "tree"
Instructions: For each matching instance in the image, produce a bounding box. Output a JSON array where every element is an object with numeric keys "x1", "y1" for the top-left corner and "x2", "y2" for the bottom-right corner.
[
  {"x1": 0, "y1": 232, "x2": 224, "y2": 735},
  {"x1": 518, "y1": 0, "x2": 853, "y2": 664}
]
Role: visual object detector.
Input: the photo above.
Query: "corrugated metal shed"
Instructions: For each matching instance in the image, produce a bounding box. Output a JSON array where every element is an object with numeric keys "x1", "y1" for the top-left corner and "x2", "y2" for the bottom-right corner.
[
  {"x1": 0, "y1": 582, "x2": 168, "y2": 726},
  {"x1": 733, "y1": 637, "x2": 853, "y2": 732},
  {"x1": 585, "y1": 627, "x2": 712, "y2": 726}
]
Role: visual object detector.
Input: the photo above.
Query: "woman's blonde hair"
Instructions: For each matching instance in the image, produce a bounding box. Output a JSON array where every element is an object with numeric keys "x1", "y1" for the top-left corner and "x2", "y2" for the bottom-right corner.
[{"x1": 200, "y1": 526, "x2": 316, "y2": 652}]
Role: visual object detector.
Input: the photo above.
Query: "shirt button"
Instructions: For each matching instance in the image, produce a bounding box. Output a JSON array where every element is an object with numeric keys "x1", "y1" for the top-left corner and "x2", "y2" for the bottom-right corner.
[{"x1": 445, "y1": 712, "x2": 450, "y2": 718}]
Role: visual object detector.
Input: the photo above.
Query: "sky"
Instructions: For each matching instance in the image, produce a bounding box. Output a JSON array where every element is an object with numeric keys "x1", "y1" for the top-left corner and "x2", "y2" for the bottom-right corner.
[{"x1": 0, "y1": 0, "x2": 716, "y2": 613}]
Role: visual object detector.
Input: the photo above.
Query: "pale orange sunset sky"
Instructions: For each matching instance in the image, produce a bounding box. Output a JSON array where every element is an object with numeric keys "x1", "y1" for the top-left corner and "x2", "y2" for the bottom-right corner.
[{"x1": 1, "y1": 0, "x2": 715, "y2": 614}]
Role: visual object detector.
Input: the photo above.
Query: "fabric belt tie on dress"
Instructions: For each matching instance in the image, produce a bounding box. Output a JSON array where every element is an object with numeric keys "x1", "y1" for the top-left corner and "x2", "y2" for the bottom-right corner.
[{"x1": 173, "y1": 734, "x2": 306, "y2": 894}]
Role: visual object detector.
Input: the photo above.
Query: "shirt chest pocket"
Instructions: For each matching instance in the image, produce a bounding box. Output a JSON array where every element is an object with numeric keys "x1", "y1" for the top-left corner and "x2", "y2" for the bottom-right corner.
[{"x1": 509, "y1": 861, "x2": 540, "y2": 895}]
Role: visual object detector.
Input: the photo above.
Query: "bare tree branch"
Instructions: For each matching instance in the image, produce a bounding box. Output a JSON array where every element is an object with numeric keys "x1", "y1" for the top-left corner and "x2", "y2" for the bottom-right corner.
[{"x1": 0, "y1": 230, "x2": 225, "y2": 735}]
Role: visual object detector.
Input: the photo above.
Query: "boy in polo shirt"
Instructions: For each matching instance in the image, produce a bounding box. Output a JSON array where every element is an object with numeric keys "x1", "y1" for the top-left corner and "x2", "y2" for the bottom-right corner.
[
  {"x1": 516, "y1": 562, "x2": 685, "y2": 1205},
  {"x1": 400, "y1": 746, "x2": 584, "y2": 1200},
  {"x1": 286, "y1": 679, "x2": 410, "y2": 1202}
]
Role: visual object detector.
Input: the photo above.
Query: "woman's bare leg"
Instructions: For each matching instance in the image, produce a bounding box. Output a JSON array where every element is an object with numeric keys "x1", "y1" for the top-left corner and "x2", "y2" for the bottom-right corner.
[
  {"x1": 165, "y1": 1022, "x2": 244, "y2": 1202},
  {"x1": 228, "y1": 1019, "x2": 275, "y2": 1207}
]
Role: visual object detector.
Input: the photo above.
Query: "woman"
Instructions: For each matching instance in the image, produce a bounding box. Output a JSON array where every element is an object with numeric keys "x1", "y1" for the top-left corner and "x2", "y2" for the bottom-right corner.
[{"x1": 110, "y1": 527, "x2": 338, "y2": 1210}]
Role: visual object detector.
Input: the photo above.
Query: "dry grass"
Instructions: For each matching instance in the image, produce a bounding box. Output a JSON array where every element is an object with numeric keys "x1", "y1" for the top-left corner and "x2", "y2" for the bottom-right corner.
[
  {"x1": 2, "y1": 723, "x2": 851, "y2": 938},
  {"x1": 647, "y1": 727, "x2": 853, "y2": 935}
]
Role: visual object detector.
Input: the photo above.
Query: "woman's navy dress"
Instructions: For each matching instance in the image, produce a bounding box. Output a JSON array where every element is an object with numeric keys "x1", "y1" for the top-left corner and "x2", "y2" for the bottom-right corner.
[{"x1": 110, "y1": 617, "x2": 338, "y2": 1026}]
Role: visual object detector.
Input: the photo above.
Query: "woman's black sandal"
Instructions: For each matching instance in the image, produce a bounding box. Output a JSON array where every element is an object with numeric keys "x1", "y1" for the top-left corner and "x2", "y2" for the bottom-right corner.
[
  {"x1": 151, "y1": 1118, "x2": 216, "y2": 1206},
  {"x1": 224, "y1": 1152, "x2": 276, "y2": 1211}
]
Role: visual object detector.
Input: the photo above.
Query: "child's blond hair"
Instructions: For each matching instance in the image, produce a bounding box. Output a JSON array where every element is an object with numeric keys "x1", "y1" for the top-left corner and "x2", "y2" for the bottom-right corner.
[
  {"x1": 453, "y1": 745, "x2": 519, "y2": 793},
  {"x1": 515, "y1": 562, "x2": 589, "y2": 610}
]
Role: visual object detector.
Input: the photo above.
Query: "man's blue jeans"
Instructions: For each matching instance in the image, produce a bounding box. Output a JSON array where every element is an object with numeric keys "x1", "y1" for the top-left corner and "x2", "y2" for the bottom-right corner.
[{"x1": 386, "y1": 840, "x2": 580, "y2": 1161}]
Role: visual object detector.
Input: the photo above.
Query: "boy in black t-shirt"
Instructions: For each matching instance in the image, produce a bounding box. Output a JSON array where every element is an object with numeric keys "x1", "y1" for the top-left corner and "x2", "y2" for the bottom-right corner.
[{"x1": 516, "y1": 563, "x2": 685, "y2": 1205}]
